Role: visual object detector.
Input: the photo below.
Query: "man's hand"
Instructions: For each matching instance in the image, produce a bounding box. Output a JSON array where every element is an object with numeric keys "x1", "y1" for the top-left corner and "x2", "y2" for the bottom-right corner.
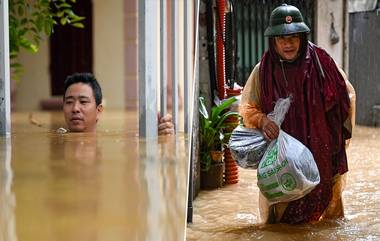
[
  {"x1": 260, "y1": 115, "x2": 279, "y2": 141},
  {"x1": 157, "y1": 113, "x2": 175, "y2": 135}
]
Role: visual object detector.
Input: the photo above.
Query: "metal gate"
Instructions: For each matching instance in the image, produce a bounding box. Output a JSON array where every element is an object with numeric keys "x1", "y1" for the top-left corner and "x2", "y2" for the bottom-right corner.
[{"x1": 231, "y1": 0, "x2": 315, "y2": 86}]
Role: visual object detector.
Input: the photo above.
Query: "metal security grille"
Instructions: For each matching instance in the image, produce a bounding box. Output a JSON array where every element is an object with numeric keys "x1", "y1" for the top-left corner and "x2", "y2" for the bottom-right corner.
[{"x1": 231, "y1": 0, "x2": 315, "y2": 86}]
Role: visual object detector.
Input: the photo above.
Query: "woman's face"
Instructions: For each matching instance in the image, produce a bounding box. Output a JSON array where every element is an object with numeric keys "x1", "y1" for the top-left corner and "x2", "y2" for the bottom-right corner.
[{"x1": 274, "y1": 34, "x2": 301, "y2": 61}]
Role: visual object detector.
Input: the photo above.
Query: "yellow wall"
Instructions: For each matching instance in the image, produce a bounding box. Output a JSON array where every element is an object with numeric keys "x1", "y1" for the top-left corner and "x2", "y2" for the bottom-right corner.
[
  {"x1": 93, "y1": 0, "x2": 125, "y2": 109},
  {"x1": 15, "y1": 40, "x2": 50, "y2": 111}
]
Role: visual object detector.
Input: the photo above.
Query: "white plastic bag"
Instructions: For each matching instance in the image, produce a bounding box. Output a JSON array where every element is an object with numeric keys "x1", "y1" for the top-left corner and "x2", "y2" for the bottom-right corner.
[
  {"x1": 229, "y1": 97, "x2": 291, "y2": 169},
  {"x1": 257, "y1": 98, "x2": 320, "y2": 205}
]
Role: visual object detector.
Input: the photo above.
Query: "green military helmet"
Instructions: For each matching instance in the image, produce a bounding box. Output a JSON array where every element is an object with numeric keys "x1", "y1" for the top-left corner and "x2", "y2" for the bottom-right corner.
[{"x1": 264, "y1": 4, "x2": 310, "y2": 37}]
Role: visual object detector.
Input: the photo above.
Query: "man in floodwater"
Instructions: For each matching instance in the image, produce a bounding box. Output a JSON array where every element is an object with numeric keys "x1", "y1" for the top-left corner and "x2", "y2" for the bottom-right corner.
[
  {"x1": 240, "y1": 4, "x2": 356, "y2": 224},
  {"x1": 63, "y1": 72, "x2": 174, "y2": 134}
]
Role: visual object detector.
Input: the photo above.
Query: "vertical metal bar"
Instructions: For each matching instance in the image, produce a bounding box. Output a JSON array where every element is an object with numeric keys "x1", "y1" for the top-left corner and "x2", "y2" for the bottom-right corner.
[
  {"x1": 187, "y1": 0, "x2": 200, "y2": 224},
  {"x1": 0, "y1": 0, "x2": 11, "y2": 136},
  {"x1": 263, "y1": 1, "x2": 269, "y2": 52},
  {"x1": 183, "y1": 0, "x2": 192, "y2": 134},
  {"x1": 234, "y1": 0, "x2": 241, "y2": 85},
  {"x1": 250, "y1": 1, "x2": 255, "y2": 68},
  {"x1": 342, "y1": 0, "x2": 347, "y2": 70},
  {"x1": 248, "y1": 2, "x2": 252, "y2": 71},
  {"x1": 254, "y1": 1, "x2": 259, "y2": 67},
  {"x1": 160, "y1": 0, "x2": 167, "y2": 118},
  {"x1": 259, "y1": 2, "x2": 264, "y2": 62},
  {"x1": 171, "y1": 0, "x2": 179, "y2": 132},
  {"x1": 138, "y1": 0, "x2": 158, "y2": 138},
  {"x1": 241, "y1": 1, "x2": 245, "y2": 81}
]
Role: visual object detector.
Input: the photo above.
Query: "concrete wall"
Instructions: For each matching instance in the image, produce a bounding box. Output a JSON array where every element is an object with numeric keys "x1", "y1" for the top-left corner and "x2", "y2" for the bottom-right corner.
[{"x1": 316, "y1": 0, "x2": 348, "y2": 70}]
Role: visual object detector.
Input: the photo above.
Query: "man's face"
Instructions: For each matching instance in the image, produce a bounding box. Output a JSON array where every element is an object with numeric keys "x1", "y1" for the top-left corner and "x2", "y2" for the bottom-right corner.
[
  {"x1": 63, "y1": 83, "x2": 103, "y2": 132},
  {"x1": 274, "y1": 34, "x2": 301, "y2": 61}
]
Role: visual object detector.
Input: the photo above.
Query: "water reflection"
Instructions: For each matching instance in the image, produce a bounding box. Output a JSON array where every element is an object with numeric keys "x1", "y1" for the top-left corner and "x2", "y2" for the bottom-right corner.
[
  {"x1": 2, "y1": 112, "x2": 188, "y2": 241},
  {"x1": 0, "y1": 137, "x2": 17, "y2": 241},
  {"x1": 140, "y1": 137, "x2": 188, "y2": 241}
]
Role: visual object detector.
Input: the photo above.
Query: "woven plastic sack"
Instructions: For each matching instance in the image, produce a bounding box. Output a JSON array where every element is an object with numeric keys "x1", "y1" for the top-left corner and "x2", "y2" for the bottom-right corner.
[
  {"x1": 229, "y1": 126, "x2": 267, "y2": 169},
  {"x1": 257, "y1": 98, "x2": 320, "y2": 205}
]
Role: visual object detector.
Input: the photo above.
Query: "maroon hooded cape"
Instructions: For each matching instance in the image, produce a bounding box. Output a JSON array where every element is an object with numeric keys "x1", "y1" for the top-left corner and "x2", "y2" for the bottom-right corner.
[{"x1": 259, "y1": 35, "x2": 351, "y2": 223}]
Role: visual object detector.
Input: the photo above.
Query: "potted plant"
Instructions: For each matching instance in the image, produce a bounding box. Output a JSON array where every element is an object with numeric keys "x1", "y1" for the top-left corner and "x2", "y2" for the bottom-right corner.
[{"x1": 199, "y1": 96, "x2": 240, "y2": 189}]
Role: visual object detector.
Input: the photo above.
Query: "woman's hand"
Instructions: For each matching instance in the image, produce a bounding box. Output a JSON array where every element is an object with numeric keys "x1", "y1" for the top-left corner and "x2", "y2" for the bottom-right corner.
[{"x1": 260, "y1": 115, "x2": 279, "y2": 141}]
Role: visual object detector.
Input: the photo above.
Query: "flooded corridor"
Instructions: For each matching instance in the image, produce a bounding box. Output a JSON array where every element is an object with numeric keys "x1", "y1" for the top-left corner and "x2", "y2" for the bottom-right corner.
[
  {"x1": 186, "y1": 126, "x2": 380, "y2": 241},
  {"x1": 0, "y1": 111, "x2": 188, "y2": 241}
]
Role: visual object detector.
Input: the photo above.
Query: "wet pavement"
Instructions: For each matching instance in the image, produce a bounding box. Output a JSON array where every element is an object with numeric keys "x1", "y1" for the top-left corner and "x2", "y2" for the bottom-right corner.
[
  {"x1": 186, "y1": 126, "x2": 380, "y2": 241},
  {"x1": 0, "y1": 111, "x2": 188, "y2": 241}
]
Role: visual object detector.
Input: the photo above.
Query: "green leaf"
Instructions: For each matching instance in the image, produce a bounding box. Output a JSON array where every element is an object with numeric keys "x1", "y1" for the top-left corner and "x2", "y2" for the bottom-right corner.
[
  {"x1": 33, "y1": 35, "x2": 41, "y2": 44},
  {"x1": 63, "y1": 9, "x2": 74, "y2": 16},
  {"x1": 70, "y1": 16, "x2": 85, "y2": 22},
  {"x1": 199, "y1": 97, "x2": 209, "y2": 119},
  {"x1": 211, "y1": 96, "x2": 237, "y2": 122},
  {"x1": 18, "y1": 6, "x2": 24, "y2": 16},
  {"x1": 30, "y1": 27, "x2": 38, "y2": 34},
  {"x1": 35, "y1": 16, "x2": 44, "y2": 31},
  {"x1": 56, "y1": 11, "x2": 64, "y2": 18},
  {"x1": 9, "y1": 0, "x2": 85, "y2": 78},
  {"x1": 60, "y1": 17, "x2": 67, "y2": 25},
  {"x1": 19, "y1": 38, "x2": 38, "y2": 52},
  {"x1": 58, "y1": 3, "x2": 71, "y2": 8},
  {"x1": 10, "y1": 52, "x2": 18, "y2": 59},
  {"x1": 28, "y1": 44, "x2": 38, "y2": 53},
  {"x1": 10, "y1": 63, "x2": 22, "y2": 69},
  {"x1": 20, "y1": 18, "x2": 28, "y2": 25},
  {"x1": 71, "y1": 22, "x2": 84, "y2": 28},
  {"x1": 44, "y1": 22, "x2": 53, "y2": 35},
  {"x1": 18, "y1": 27, "x2": 28, "y2": 37}
]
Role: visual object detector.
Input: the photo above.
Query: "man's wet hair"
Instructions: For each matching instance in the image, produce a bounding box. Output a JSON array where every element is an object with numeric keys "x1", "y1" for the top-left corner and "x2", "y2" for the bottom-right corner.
[{"x1": 63, "y1": 73, "x2": 102, "y2": 106}]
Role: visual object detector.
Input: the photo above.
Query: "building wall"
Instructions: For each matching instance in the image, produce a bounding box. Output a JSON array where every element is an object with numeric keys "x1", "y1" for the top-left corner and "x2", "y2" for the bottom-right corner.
[
  {"x1": 15, "y1": 0, "x2": 126, "y2": 111},
  {"x1": 124, "y1": 0, "x2": 138, "y2": 110},
  {"x1": 316, "y1": 0, "x2": 347, "y2": 70},
  {"x1": 349, "y1": 10, "x2": 380, "y2": 125},
  {"x1": 93, "y1": 0, "x2": 125, "y2": 109},
  {"x1": 15, "y1": 41, "x2": 50, "y2": 111}
]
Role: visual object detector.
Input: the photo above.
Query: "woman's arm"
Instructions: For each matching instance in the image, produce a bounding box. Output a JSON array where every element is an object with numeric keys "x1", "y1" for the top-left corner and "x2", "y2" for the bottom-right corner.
[{"x1": 239, "y1": 63, "x2": 279, "y2": 141}]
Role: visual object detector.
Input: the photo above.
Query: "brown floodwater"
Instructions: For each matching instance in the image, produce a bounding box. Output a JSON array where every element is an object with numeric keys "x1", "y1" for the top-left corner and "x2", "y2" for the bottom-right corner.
[
  {"x1": 186, "y1": 126, "x2": 380, "y2": 241},
  {"x1": 0, "y1": 111, "x2": 188, "y2": 241}
]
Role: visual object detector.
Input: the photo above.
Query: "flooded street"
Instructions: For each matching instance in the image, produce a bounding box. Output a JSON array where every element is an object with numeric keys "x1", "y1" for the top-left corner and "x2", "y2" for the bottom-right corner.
[
  {"x1": 0, "y1": 111, "x2": 188, "y2": 241},
  {"x1": 186, "y1": 126, "x2": 380, "y2": 241}
]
